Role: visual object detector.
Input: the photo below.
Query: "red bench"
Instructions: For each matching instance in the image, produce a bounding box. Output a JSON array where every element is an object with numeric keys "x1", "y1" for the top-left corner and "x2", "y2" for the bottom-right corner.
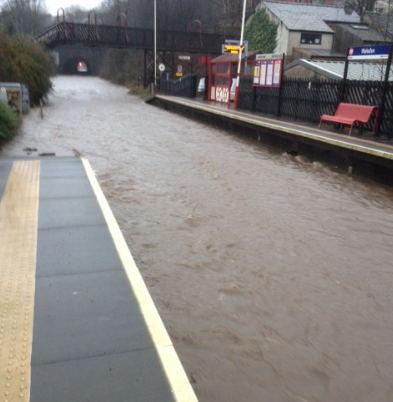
[{"x1": 319, "y1": 103, "x2": 378, "y2": 134}]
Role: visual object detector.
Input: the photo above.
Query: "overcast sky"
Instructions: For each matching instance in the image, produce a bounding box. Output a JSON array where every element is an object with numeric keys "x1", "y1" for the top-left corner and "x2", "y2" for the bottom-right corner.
[{"x1": 46, "y1": 0, "x2": 101, "y2": 15}]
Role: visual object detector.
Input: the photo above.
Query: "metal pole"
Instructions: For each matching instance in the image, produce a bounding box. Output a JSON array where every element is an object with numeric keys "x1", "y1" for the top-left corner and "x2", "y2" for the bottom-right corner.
[
  {"x1": 154, "y1": 0, "x2": 157, "y2": 94},
  {"x1": 376, "y1": 44, "x2": 393, "y2": 135},
  {"x1": 234, "y1": 0, "x2": 247, "y2": 109},
  {"x1": 339, "y1": 47, "x2": 350, "y2": 103}
]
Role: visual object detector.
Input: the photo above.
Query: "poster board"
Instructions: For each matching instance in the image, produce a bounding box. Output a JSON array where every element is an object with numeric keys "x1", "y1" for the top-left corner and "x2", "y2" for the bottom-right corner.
[{"x1": 253, "y1": 53, "x2": 283, "y2": 88}]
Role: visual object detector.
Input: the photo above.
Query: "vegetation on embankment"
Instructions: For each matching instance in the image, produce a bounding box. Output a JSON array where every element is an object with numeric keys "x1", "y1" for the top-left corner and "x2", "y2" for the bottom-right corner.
[
  {"x1": 99, "y1": 48, "x2": 154, "y2": 101},
  {"x1": 0, "y1": 29, "x2": 54, "y2": 144},
  {"x1": 0, "y1": 31, "x2": 55, "y2": 104},
  {"x1": 0, "y1": 101, "x2": 19, "y2": 142}
]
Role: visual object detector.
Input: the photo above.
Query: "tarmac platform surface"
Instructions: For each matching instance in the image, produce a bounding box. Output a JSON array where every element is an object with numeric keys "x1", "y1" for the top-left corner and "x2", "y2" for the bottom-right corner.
[
  {"x1": 0, "y1": 156, "x2": 198, "y2": 402},
  {"x1": 155, "y1": 95, "x2": 393, "y2": 161}
]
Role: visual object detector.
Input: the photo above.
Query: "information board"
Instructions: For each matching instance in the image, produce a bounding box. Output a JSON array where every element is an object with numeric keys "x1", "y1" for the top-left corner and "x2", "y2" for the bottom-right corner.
[{"x1": 253, "y1": 54, "x2": 283, "y2": 88}]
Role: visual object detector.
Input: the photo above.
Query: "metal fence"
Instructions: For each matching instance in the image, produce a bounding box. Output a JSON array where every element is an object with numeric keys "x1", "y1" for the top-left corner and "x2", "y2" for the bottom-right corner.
[
  {"x1": 159, "y1": 74, "x2": 197, "y2": 98},
  {"x1": 238, "y1": 77, "x2": 393, "y2": 138}
]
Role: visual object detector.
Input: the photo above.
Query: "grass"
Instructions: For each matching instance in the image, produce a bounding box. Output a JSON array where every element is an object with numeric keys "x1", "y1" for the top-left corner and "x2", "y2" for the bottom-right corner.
[{"x1": 127, "y1": 84, "x2": 155, "y2": 102}]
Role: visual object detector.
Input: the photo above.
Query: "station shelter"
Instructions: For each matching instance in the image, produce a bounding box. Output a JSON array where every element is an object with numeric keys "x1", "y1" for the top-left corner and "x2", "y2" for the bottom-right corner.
[{"x1": 208, "y1": 50, "x2": 260, "y2": 104}]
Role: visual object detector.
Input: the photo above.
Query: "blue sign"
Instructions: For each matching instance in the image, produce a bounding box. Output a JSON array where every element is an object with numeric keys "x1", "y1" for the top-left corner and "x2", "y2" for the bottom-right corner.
[{"x1": 348, "y1": 45, "x2": 390, "y2": 60}]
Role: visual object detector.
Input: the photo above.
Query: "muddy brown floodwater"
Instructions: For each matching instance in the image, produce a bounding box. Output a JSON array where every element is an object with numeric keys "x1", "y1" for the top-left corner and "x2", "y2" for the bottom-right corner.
[{"x1": 2, "y1": 76, "x2": 393, "y2": 402}]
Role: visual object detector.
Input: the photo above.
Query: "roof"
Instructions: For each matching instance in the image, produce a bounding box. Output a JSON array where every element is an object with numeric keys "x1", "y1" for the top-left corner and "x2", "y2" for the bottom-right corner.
[
  {"x1": 365, "y1": 11, "x2": 393, "y2": 39},
  {"x1": 211, "y1": 50, "x2": 260, "y2": 63},
  {"x1": 292, "y1": 48, "x2": 346, "y2": 59},
  {"x1": 263, "y1": 1, "x2": 360, "y2": 33},
  {"x1": 284, "y1": 59, "x2": 393, "y2": 80},
  {"x1": 340, "y1": 23, "x2": 391, "y2": 42}
]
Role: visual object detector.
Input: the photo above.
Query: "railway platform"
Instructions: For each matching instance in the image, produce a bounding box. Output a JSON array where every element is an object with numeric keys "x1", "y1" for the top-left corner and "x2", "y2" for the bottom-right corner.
[
  {"x1": 152, "y1": 95, "x2": 393, "y2": 186},
  {"x1": 0, "y1": 156, "x2": 198, "y2": 402}
]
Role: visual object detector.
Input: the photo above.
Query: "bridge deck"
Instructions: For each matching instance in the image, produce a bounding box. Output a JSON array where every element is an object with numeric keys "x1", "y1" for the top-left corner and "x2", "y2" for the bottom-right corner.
[
  {"x1": 35, "y1": 22, "x2": 231, "y2": 53},
  {"x1": 0, "y1": 156, "x2": 197, "y2": 402}
]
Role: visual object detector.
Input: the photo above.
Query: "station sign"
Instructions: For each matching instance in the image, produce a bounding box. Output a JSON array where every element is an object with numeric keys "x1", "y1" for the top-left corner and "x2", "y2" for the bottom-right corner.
[
  {"x1": 222, "y1": 40, "x2": 248, "y2": 55},
  {"x1": 179, "y1": 55, "x2": 191, "y2": 60},
  {"x1": 175, "y1": 64, "x2": 182, "y2": 77},
  {"x1": 256, "y1": 53, "x2": 284, "y2": 60},
  {"x1": 348, "y1": 45, "x2": 390, "y2": 60},
  {"x1": 224, "y1": 44, "x2": 245, "y2": 54}
]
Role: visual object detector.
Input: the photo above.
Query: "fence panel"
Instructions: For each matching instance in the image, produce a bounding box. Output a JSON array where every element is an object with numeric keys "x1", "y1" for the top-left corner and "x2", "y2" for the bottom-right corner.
[
  {"x1": 159, "y1": 74, "x2": 197, "y2": 98},
  {"x1": 238, "y1": 77, "x2": 392, "y2": 137}
]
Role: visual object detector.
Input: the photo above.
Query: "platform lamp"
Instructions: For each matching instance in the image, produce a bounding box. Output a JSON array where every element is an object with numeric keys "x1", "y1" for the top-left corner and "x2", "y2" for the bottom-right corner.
[{"x1": 234, "y1": 0, "x2": 247, "y2": 110}]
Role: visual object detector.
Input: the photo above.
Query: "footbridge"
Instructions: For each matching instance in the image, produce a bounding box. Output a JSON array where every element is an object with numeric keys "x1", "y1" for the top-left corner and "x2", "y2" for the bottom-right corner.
[{"x1": 35, "y1": 20, "x2": 236, "y2": 84}]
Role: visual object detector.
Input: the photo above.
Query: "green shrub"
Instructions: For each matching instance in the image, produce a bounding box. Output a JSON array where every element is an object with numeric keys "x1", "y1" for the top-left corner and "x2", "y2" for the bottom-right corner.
[
  {"x1": 0, "y1": 31, "x2": 55, "y2": 105},
  {"x1": 244, "y1": 8, "x2": 278, "y2": 53},
  {"x1": 0, "y1": 101, "x2": 20, "y2": 143}
]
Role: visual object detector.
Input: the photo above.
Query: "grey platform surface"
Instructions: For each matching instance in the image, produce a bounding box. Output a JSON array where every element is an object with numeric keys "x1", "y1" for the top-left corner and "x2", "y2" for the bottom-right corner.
[{"x1": 0, "y1": 157, "x2": 179, "y2": 402}]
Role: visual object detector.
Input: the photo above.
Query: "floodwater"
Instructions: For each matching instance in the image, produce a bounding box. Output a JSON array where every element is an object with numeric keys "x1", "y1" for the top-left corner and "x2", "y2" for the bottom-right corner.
[{"x1": 2, "y1": 76, "x2": 393, "y2": 402}]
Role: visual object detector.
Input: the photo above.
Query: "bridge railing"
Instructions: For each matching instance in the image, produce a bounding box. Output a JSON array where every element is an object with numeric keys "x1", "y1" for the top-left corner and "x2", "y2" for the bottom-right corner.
[{"x1": 35, "y1": 22, "x2": 232, "y2": 54}]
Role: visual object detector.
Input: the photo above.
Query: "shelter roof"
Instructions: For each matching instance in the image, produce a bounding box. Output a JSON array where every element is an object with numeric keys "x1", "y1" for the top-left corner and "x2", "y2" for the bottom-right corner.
[
  {"x1": 284, "y1": 59, "x2": 393, "y2": 80},
  {"x1": 211, "y1": 50, "x2": 261, "y2": 63},
  {"x1": 263, "y1": 1, "x2": 360, "y2": 33}
]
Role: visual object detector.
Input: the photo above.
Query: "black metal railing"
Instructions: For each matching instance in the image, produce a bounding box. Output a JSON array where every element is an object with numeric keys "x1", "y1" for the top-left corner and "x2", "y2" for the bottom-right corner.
[
  {"x1": 238, "y1": 77, "x2": 393, "y2": 138},
  {"x1": 159, "y1": 74, "x2": 197, "y2": 98},
  {"x1": 35, "y1": 22, "x2": 233, "y2": 54}
]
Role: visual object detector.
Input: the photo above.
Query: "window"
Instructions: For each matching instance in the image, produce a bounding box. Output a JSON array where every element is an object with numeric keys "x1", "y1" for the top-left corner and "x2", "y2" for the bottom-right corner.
[{"x1": 300, "y1": 33, "x2": 322, "y2": 45}]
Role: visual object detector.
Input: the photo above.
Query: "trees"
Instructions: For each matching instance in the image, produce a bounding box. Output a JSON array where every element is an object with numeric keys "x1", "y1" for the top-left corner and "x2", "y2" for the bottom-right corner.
[
  {"x1": 0, "y1": 0, "x2": 51, "y2": 35},
  {"x1": 244, "y1": 7, "x2": 277, "y2": 53}
]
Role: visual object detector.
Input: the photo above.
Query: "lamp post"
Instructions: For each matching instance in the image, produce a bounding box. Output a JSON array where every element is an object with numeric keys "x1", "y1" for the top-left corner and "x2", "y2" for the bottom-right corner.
[
  {"x1": 234, "y1": 0, "x2": 247, "y2": 110},
  {"x1": 154, "y1": 0, "x2": 157, "y2": 94}
]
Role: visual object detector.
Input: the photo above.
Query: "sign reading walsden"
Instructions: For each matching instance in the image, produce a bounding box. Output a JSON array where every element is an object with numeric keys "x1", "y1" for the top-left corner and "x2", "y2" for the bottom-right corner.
[{"x1": 347, "y1": 45, "x2": 390, "y2": 60}]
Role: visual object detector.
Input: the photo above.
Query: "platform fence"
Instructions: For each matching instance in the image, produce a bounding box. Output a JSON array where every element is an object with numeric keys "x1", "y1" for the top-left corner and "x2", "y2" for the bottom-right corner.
[{"x1": 238, "y1": 77, "x2": 393, "y2": 138}]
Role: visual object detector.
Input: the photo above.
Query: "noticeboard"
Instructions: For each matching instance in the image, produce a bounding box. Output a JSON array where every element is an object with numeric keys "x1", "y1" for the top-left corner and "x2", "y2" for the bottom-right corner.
[{"x1": 253, "y1": 55, "x2": 283, "y2": 88}]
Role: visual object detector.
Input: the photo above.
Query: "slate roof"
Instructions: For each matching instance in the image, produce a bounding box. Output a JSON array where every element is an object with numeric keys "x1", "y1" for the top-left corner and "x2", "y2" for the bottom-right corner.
[
  {"x1": 342, "y1": 24, "x2": 391, "y2": 42},
  {"x1": 365, "y1": 11, "x2": 393, "y2": 39},
  {"x1": 211, "y1": 50, "x2": 261, "y2": 63},
  {"x1": 292, "y1": 48, "x2": 346, "y2": 58},
  {"x1": 285, "y1": 59, "x2": 393, "y2": 80},
  {"x1": 263, "y1": 1, "x2": 361, "y2": 33}
]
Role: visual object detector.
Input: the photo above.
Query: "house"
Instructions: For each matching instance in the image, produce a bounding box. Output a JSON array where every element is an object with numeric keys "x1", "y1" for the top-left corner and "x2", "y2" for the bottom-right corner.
[
  {"x1": 284, "y1": 59, "x2": 393, "y2": 80},
  {"x1": 260, "y1": 1, "x2": 361, "y2": 61}
]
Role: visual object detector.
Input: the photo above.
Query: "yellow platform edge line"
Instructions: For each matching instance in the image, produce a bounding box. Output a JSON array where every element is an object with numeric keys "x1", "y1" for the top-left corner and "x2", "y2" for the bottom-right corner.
[
  {"x1": 0, "y1": 160, "x2": 40, "y2": 402},
  {"x1": 81, "y1": 158, "x2": 198, "y2": 402}
]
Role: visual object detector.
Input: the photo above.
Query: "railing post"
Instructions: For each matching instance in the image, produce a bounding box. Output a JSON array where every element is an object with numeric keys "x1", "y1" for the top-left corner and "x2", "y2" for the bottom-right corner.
[
  {"x1": 375, "y1": 44, "x2": 393, "y2": 136},
  {"x1": 88, "y1": 10, "x2": 99, "y2": 42},
  {"x1": 188, "y1": 20, "x2": 203, "y2": 48},
  {"x1": 56, "y1": 8, "x2": 67, "y2": 43},
  {"x1": 116, "y1": 12, "x2": 129, "y2": 44},
  {"x1": 277, "y1": 53, "x2": 285, "y2": 117}
]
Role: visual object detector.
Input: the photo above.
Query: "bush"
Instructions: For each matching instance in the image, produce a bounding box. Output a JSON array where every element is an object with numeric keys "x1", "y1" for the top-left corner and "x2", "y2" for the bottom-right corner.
[
  {"x1": 0, "y1": 102, "x2": 20, "y2": 143},
  {"x1": 0, "y1": 30, "x2": 55, "y2": 105},
  {"x1": 244, "y1": 8, "x2": 278, "y2": 53}
]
